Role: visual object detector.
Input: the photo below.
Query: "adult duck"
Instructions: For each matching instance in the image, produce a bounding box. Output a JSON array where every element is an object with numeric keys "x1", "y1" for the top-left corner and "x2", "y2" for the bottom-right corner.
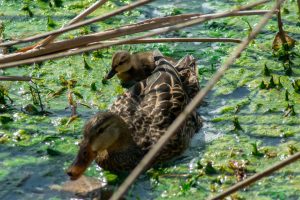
[{"x1": 67, "y1": 51, "x2": 202, "y2": 180}]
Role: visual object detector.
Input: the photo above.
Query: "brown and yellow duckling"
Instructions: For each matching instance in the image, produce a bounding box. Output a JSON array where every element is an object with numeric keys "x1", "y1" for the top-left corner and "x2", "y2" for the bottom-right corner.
[
  {"x1": 104, "y1": 50, "x2": 177, "y2": 87},
  {"x1": 67, "y1": 50, "x2": 202, "y2": 180}
]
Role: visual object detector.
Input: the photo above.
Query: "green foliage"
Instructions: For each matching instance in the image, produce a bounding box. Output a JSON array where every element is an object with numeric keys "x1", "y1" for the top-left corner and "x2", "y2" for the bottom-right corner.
[
  {"x1": 251, "y1": 142, "x2": 264, "y2": 157},
  {"x1": 21, "y1": 4, "x2": 34, "y2": 17},
  {"x1": 263, "y1": 64, "x2": 271, "y2": 76},
  {"x1": 233, "y1": 117, "x2": 243, "y2": 131},
  {"x1": 204, "y1": 161, "x2": 217, "y2": 175},
  {"x1": 47, "y1": 16, "x2": 57, "y2": 29}
]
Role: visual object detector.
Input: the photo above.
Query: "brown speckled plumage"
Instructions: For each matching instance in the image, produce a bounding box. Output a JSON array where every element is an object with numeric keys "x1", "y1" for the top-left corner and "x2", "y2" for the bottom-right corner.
[
  {"x1": 68, "y1": 51, "x2": 202, "y2": 177},
  {"x1": 96, "y1": 51, "x2": 202, "y2": 171}
]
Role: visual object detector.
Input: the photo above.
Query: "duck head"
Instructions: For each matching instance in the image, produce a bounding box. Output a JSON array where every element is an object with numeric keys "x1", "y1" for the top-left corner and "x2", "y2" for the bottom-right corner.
[
  {"x1": 104, "y1": 51, "x2": 132, "y2": 80},
  {"x1": 67, "y1": 112, "x2": 128, "y2": 180}
]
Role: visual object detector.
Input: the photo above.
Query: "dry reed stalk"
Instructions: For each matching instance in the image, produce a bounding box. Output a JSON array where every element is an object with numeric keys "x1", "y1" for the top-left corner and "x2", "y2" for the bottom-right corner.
[
  {"x1": 28, "y1": 0, "x2": 109, "y2": 49},
  {"x1": 0, "y1": 1, "x2": 270, "y2": 69},
  {"x1": 0, "y1": 0, "x2": 154, "y2": 47},
  {"x1": 108, "y1": 1, "x2": 282, "y2": 199},
  {"x1": 0, "y1": 14, "x2": 201, "y2": 63},
  {"x1": 209, "y1": 151, "x2": 300, "y2": 200},
  {"x1": 91, "y1": 37, "x2": 243, "y2": 44},
  {"x1": 0, "y1": 10, "x2": 269, "y2": 64},
  {"x1": 0, "y1": 76, "x2": 32, "y2": 81}
]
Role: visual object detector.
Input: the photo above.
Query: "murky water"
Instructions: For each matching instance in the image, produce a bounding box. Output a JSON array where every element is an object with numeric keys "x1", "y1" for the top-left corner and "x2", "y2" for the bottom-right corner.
[{"x1": 1, "y1": 0, "x2": 300, "y2": 199}]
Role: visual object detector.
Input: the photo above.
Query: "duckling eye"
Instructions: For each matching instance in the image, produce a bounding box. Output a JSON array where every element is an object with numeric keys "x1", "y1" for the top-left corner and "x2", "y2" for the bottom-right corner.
[{"x1": 119, "y1": 61, "x2": 125, "y2": 65}]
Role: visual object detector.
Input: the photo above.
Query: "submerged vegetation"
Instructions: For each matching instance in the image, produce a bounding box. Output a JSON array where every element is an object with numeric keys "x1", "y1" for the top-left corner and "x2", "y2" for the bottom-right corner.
[{"x1": 0, "y1": 0, "x2": 300, "y2": 199}]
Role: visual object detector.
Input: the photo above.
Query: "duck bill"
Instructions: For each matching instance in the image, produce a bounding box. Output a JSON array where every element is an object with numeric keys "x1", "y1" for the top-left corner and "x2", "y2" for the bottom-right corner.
[
  {"x1": 67, "y1": 144, "x2": 96, "y2": 180},
  {"x1": 104, "y1": 69, "x2": 116, "y2": 80}
]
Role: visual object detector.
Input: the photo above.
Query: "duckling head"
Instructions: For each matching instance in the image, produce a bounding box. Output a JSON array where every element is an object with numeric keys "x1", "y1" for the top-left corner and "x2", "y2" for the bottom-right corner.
[
  {"x1": 104, "y1": 51, "x2": 132, "y2": 80},
  {"x1": 67, "y1": 112, "x2": 128, "y2": 180}
]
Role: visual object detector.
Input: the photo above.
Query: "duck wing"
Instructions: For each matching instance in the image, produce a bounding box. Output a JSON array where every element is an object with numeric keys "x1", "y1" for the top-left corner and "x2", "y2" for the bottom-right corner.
[
  {"x1": 175, "y1": 55, "x2": 200, "y2": 99},
  {"x1": 110, "y1": 51, "x2": 201, "y2": 160}
]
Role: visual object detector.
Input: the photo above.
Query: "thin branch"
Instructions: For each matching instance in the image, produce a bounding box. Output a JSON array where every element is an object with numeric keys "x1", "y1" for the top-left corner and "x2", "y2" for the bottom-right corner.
[
  {"x1": 109, "y1": 1, "x2": 280, "y2": 199},
  {"x1": 0, "y1": 37, "x2": 241, "y2": 64},
  {"x1": 93, "y1": 37, "x2": 243, "y2": 44},
  {"x1": 30, "y1": 0, "x2": 109, "y2": 49},
  {"x1": 0, "y1": 14, "x2": 202, "y2": 63},
  {"x1": 0, "y1": 0, "x2": 154, "y2": 47},
  {"x1": 209, "y1": 151, "x2": 300, "y2": 200},
  {"x1": 1, "y1": 10, "x2": 268, "y2": 63},
  {"x1": 0, "y1": 9, "x2": 270, "y2": 67},
  {"x1": 0, "y1": 76, "x2": 32, "y2": 81}
]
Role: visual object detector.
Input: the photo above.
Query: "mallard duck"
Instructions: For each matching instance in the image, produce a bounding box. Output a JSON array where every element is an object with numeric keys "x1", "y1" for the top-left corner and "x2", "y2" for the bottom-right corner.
[
  {"x1": 67, "y1": 50, "x2": 202, "y2": 180},
  {"x1": 104, "y1": 50, "x2": 177, "y2": 87}
]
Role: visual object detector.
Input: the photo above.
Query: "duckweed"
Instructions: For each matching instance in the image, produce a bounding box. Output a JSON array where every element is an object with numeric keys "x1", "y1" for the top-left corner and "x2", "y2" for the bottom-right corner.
[{"x1": 0, "y1": 0, "x2": 300, "y2": 199}]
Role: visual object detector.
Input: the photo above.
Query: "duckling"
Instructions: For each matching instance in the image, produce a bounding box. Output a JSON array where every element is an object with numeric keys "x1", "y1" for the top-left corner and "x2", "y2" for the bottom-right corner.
[
  {"x1": 104, "y1": 50, "x2": 177, "y2": 87},
  {"x1": 67, "y1": 50, "x2": 202, "y2": 180}
]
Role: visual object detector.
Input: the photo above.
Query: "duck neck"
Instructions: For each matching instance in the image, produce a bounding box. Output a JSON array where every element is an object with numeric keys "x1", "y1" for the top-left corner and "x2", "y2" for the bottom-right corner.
[{"x1": 106, "y1": 117, "x2": 136, "y2": 153}]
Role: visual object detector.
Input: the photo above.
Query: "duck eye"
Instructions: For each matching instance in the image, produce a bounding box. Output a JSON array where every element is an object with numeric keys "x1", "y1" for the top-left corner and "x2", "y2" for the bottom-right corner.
[
  {"x1": 97, "y1": 127, "x2": 104, "y2": 133},
  {"x1": 82, "y1": 150, "x2": 88, "y2": 157}
]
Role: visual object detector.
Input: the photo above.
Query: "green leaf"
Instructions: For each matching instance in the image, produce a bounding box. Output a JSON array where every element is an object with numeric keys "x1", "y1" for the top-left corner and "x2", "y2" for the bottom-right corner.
[{"x1": 46, "y1": 148, "x2": 62, "y2": 156}]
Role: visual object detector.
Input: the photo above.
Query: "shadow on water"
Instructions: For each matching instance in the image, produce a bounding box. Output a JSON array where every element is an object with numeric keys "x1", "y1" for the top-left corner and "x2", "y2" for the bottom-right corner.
[
  {"x1": 0, "y1": 143, "x2": 126, "y2": 200},
  {"x1": 0, "y1": 145, "x2": 74, "y2": 200}
]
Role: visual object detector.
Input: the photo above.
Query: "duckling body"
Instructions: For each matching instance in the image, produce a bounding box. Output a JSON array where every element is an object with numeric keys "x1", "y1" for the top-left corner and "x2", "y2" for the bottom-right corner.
[
  {"x1": 67, "y1": 51, "x2": 201, "y2": 179},
  {"x1": 105, "y1": 50, "x2": 177, "y2": 87}
]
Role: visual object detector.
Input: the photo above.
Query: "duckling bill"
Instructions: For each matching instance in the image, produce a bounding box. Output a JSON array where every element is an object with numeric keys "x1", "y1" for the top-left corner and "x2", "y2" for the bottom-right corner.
[{"x1": 67, "y1": 50, "x2": 202, "y2": 180}]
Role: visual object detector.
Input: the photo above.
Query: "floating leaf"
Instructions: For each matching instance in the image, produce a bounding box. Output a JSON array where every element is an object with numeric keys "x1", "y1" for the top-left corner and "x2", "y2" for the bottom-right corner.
[
  {"x1": 49, "y1": 87, "x2": 67, "y2": 98},
  {"x1": 13, "y1": 129, "x2": 30, "y2": 141},
  {"x1": 204, "y1": 161, "x2": 217, "y2": 175},
  {"x1": 0, "y1": 134, "x2": 9, "y2": 144},
  {"x1": 65, "y1": 115, "x2": 78, "y2": 125},
  {"x1": 251, "y1": 142, "x2": 264, "y2": 157},
  {"x1": 283, "y1": 63, "x2": 293, "y2": 76},
  {"x1": 47, "y1": 16, "x2": 57, "y2": 29},
  {"x1": 263, "y1": 64, "x2": 270, "y2": 76},
  {"x1": 243, "y1": 19, "x2": 253, "y2": 39},
  {"x1": 83, "y1": 57, "x2": 92, "y2": 70},
  {"x1": 284, "y1": 104, "x2": 296, "y2": 117},
  {"x1": 59, "y1": 76, "x2": 68, "y2": 86},
  {"x1": 67, "y1": 79, "x2": 77, "y2": 89},
  {"x1": 288, "y1": 144, "x2": 298, "y2": 155},
  {"x1": 73, "y1": 91, "x2": 83, "y2": 99},
  {"x1": 51, "y1": 0, "x2": 63, "y2": 7},
  {"x1": 233, "y1": 117, "x2": 243, "y2": 131},
  {"x1": 22, "y1": 104, "x2": 39, "y2": 115},
  {"x1": 285, "y1": 90, "x2": 289, "y2": 101},
  {"x1": 90, "y1": 82, "x2": 97, "y2": 91},
  {"x1": 277, "y1": 77, "x2": 283, "y2": 89},
  {"x1": 259, "y1": 81, "x2": 266, "y2": 89},
  {"x1": 283, "y1": 7, "x2": 290, "y2": 14},
  {"x1": 21, "y1": 4, "x2": 34, "y2": 17},
  {"x1": 103, "y1": 171, "x2": 119, "y2": 184},
  {"x1": 47, "y1": 148, "x2": 62, "y2": 156},
  {"x1": 228, "y1": 160, "x2": 247, "y2": 182},
  {"x1": 292, "y1": 79, "x2": 300, "y2": 93},
  {"x1": 267, "y1": 76, "x2": 276, "y2": 89},
  {"x1": 0, "y1": 115, "x2": 13, "y2": 124},
  {"x1": 102, "y1": 79, "x2": 108, "y2": 85}
]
